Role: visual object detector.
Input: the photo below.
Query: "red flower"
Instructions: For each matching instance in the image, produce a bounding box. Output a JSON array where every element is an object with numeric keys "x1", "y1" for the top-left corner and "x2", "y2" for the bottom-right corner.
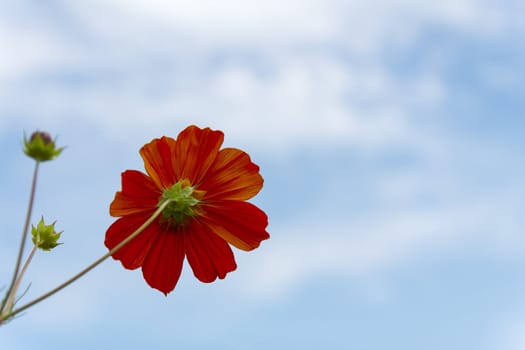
[{"x1": 105, "y1": 125, "x2": 269, "y2": 295}]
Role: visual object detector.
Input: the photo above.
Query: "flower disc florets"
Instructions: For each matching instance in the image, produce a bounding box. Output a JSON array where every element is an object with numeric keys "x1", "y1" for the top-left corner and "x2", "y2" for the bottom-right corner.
[{"x1": 160, "y1": 180, "x2": 201, "y2": 227}]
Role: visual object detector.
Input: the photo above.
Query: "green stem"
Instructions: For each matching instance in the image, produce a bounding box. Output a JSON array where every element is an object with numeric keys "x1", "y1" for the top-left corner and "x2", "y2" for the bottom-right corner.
[
  {"x1": 1, "y1": 200, "x2": 171, "y2": 321},
  {"x1": 3, "y1": 246, "x2": 37, "y2": 315},
  {"x1": 1, "y1": 161, "x2": 40, "y2": 313}
]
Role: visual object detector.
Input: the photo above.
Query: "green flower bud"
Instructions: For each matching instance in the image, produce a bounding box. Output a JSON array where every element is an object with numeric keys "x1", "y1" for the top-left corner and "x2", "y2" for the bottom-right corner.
[
  {"x1": 31, "y1": 217, "x2": 63, "y2": 251},
  {"x1": 23, "y1": 131, "x2": 64, "y2": 162}
]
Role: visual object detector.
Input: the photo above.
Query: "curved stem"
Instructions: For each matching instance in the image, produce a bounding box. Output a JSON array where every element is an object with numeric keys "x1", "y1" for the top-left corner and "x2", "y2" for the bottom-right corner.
[
  {"x1": 2, "y1": 200, "x2": 171, "y2": 321},
  {"x1": 1, "y1": 161, "x2": 40, "y2": 313}
]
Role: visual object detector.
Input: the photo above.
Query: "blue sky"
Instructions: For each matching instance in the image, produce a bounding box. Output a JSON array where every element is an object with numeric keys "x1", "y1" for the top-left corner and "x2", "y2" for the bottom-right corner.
[{"x1": 1, "y1": 0, "x2": 525, "y2": 349}]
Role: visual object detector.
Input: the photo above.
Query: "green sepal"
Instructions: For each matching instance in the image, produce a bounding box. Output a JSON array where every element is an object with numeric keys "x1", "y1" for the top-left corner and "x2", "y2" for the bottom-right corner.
[
  {"x1": 159, "y1": 181, "x2": 200, "y2": 226},
  {"x1": 23, "y1": 131, "x2": 64, "y2": 162},
  {"x1": 31, "y1": 217, "x2": 63, "y2": 251}
]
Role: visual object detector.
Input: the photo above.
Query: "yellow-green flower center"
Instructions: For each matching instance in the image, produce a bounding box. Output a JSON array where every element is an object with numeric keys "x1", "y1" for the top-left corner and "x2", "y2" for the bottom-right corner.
[{"x1": 159, "y1": 180, "x2": 200, "y2": 227}]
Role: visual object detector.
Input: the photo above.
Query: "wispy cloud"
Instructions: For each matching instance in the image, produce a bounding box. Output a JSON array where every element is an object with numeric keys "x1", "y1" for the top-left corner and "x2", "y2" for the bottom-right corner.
[
  {"x1": 239, "y1": 188, "x2": 524, "y2": 300},
  {"x1": 1, "y1": 0, "x2": 520, "y2": 151}
]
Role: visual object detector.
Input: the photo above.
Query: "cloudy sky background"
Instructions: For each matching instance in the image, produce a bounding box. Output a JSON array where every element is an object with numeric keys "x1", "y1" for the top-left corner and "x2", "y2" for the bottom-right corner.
[{"x1": 1, "y1": 0, "x2": 525, "y2": 349}]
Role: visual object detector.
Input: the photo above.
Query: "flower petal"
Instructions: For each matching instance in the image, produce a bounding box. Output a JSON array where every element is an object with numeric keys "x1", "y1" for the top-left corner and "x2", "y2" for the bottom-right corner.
[
  {"x1": 200, "y1": 148, "x2": 263, "y2": 201},
  {"x1": 104, "y1": 212, "x2": 160, "y2": 270},
  {"x1": 185, "y1": 221, "x2": 237, "y2": 283},
  {"x1": 200, "y1": 200, "x2": 269, "y2": 251},
  {"x1": 142, "y1": 228, "x2": 185, "y2": 295},
  {"x1": 140, "y1": 136, "x2": 178, "y2": 189},
  {"x1": 172, "y1": 125, "x2": 224, "y2": 185},
  {"x1": 110, "y1": 170, "x2": 162, "y2": 217}
]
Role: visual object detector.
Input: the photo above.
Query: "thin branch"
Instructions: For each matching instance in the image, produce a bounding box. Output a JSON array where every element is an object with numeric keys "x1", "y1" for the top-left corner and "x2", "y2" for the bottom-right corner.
[
  {"x1": 2, "y1": 199, "x2": 171, "y2": 321},
  {"x1": 1, "y1": 161, "x2": 40, "y2": 313}
]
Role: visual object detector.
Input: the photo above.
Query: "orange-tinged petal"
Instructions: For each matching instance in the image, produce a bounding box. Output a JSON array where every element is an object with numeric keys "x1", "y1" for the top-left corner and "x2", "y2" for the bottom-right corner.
[
  {"x1": 200, "y1": 148, "x2": 263, "y2": 201},
  {"x1": 140, "y1": 136, "x2": 177, "y2": 189},
  {"x1": 110, "y1": 170, "x2": 162, "y2": 217},
  {"x1": 185, "y1": 220, "x2": 237, "y2": 283},
  {"x1": 200, "y1": 200, "x2": 269, "y2": 251},
  {"x1": 142, "y1": 227, "x2": 185, "y2": 295},
  {"x1": 104, "y1": 212, "x2": 160, "y2": 269},
  {"x1": 172, "y1": 125, "x2": 224, "y2": 185}
]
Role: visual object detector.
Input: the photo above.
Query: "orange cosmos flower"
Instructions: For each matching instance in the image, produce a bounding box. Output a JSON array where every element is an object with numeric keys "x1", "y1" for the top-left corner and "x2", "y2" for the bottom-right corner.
[{"x1": 105, "y1": 125, "x2": 269, "y2": 295}]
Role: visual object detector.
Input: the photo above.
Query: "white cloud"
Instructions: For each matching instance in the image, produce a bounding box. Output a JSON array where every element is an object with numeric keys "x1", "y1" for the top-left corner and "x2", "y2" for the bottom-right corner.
[
  {"x1": 236, "y1": 171, "x2": 525, "y2": 300},
  {"x1": 73, "y1": 0, "x2": 516, "y2": 53},
  {"x1": 0, "y1": 0, "x2": 518, "y2": 77},
  {"x1": 0, "y1": 0, "x2": 519, "y2": 152},
  {"x1": 0, "y1": 53, "x2": 440, "y2": 153},
  {"x1": 81, "y1": 0, "x2": 339, "y2": 45}
]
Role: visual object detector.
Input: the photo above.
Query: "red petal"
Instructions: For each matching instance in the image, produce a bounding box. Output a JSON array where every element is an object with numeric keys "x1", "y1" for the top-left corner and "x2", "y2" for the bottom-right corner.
[
  {"x1": 110, "y1": 170, "x2": 161, "y2": 217},
  {"x1": 200, "y1": 201, "x2": 269, "y2": 251},
  {"x1": 142, "y1": 228, "x2": 185, "y2": 295},
  {"x1": 200, "y1": 148, "x2": 263, "y2": 201},
  {"x1": 185, "y1": 221, "x2": 237, "y2": 283},
  {"x1": 139, "y1": 136, "x2": 178, "y2": 189},
  {"x1": 104, "y1": 212, "x2": 160, "y2": 270},
  {"x1": 171, "y1": 125, "x2": 224, "y2": 185}
]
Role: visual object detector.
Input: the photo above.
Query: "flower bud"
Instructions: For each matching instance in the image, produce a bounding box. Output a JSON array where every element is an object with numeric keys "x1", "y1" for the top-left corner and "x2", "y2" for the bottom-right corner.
[
  {"x1": 31, "y1": 217, "x2": 63, "y2": 251},
  {"x1": 23, "y1": 131, "x2": 64, "y2": 162}
]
